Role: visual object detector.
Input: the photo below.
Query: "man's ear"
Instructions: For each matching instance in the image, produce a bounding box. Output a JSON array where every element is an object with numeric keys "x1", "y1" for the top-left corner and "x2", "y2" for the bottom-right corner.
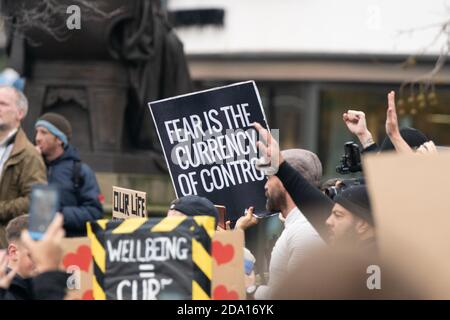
[
  {"x1": 16, "y1": 108, "x2": 25, "y2": 122},
  {"x1": 7, "y1": 243, "x2": 18, "y2": 261},
  {"x1": 355, "y1": 219, "x2": 371, "y2": 235}
]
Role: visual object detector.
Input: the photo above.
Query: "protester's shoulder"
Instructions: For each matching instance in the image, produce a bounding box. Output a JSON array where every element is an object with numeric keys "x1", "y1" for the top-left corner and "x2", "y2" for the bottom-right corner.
[
  {"x1": 7, "y1": 275, "x2": 33, "y2": 300},
  {"x1": 288, "y1": 218, "x2": 324, "y2": 244},
  {"x1": 20, "y1": 137, "x2": 44, "y2": 164},
  {"x1": 79, "y1": 162, "x2": 96, "y2": 176},
  {"x1": 79, "y1": 162, "x2": 100, "y2": 185},
  {"x1": 15, "y1": 130, "x2": 40, "y2": 157},
  {"x1": 22, "y1": 141, "x2": 41, "y2": 158}
]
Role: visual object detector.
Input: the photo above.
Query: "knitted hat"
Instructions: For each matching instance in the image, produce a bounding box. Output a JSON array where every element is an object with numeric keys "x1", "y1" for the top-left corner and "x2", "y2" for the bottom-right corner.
[
  {"x1": 334, "y1": 185, "x2": 373, "y2": 226},
  {"x1": 379, "y1": 127, "x2": 428, "y2": 151},
  {"x1": 282, "y1": 149, "x2": 323, "y2": 188},
  {"x1": 35, "y1": 113, "x2": 72, "y2": 147}
]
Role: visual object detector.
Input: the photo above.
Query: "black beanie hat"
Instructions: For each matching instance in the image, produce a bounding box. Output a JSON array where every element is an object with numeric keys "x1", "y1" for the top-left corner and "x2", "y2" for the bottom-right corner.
[
  {"x1": 379, "y1": 127, "x2": 428, "y2": 151},
  {"x1": 334, "y1": 185, "x2": 373, "y2": 226},
  {"x1": 169, "y1": 195, "x2": 218, "y2": 226}
]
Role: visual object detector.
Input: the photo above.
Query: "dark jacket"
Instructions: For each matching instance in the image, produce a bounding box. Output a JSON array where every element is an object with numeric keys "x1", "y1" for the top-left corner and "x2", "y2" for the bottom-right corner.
[
  {"x1": 46, "y1": 144, "x2": 103, "y2": 237},
  {"x1": 1, "y1": 271, "x2": 68, "y2": 300},
  {"x1": 2, "y1": 273, "x2": 31, "y2": 300},
  {"x1": 0, "y1": 127, "x2": 47, "y2": 248},
  {"x1": 362, "y1": 143, "x2": 379, "y2": 154},
  {"x1": 32, "y1": 271, "x2": 69, "y2": 300}
]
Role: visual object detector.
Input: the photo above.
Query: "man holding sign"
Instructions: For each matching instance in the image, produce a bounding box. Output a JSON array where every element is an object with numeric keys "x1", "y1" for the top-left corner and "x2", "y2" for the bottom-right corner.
[{"x1": 149, "y1": 81, "x2": 272, "y2": 224}]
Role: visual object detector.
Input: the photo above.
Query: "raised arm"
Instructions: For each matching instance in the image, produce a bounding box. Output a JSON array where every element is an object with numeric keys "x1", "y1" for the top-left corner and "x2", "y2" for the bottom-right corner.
[
  {"x1": 253, "y1": 122, "x2": 332, "y2": 240},
  {"x1": 343, "y1": 110, "x2": 376, "y2": 150},
  {"x1": 385, "y1": 91, "x2": 414, "y2": 154}
]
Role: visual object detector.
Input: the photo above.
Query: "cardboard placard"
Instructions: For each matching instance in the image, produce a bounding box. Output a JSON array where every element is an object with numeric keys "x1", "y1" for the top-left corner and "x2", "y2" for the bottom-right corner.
[
  {"x1": 364, "y1": 153, "x2": 450, "y2": 298},
  {"x1": 87, "y1": 216, "x2": 215, "y2": 300},
  {"x1": 112, "y1": 186, "x2": 147, "y2": 220},
  {"x1": 148, "y1": 81, "x2": 271, "y2": 222},
  {"x1": 211, "y1": 230, "x2": 245, "y2": 300},
  {"x1": 61, "y1": 237, "x2": 94, "y2": 300}
]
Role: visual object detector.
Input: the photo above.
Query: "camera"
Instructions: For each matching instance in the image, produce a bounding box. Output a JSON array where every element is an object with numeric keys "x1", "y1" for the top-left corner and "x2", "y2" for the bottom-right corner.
[
  {"x1": 324, "y1": 178, "x2": 364, "y2": 200},
  {"x1": 336, "y1": 141, "x2": 362, "y2": 174}
]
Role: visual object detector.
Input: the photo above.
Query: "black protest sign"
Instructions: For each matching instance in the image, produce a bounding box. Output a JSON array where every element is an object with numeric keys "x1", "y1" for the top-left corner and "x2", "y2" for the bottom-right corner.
[
  {"x1": 149, "y1": 81, "x2": 271, "y2": 221},
  {"x1": 87, "y1": 216, "x2": 214, "y2": 300}
]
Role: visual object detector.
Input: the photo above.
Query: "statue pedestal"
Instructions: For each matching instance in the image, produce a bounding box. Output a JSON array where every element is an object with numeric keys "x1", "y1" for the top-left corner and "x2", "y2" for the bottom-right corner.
[
  {"x1": 23, "y1": 60, "x2": 166, "y2": 175},
  {"x1": 80, "y1": 151, "x2": 168, "y2": 175},
  {"x1": 24, "y1": 60, "x2": 129, "y2": 152}
]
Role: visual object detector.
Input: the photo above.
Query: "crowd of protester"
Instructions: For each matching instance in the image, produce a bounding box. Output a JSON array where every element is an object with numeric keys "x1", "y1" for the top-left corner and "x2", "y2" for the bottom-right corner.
[{"x1": 0, "y1": 84, "x2": 445, "y2": 300}]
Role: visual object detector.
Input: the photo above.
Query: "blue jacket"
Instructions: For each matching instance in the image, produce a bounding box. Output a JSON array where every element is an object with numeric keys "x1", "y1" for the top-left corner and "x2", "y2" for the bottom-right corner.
[{"x1": 46, "y1": 145, "x2": 103, "y2": 236}]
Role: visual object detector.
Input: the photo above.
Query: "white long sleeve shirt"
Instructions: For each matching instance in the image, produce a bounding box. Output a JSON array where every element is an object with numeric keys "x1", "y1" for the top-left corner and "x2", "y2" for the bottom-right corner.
[{"x1": 255, "y1": 207, "x2": 325, "y2": 299}]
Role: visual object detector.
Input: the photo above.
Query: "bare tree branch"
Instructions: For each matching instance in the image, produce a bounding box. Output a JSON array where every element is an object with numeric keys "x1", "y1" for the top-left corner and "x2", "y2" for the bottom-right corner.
[
  {"x1": 396, "y1": 14, "x2": 450, "y2": 113},
  {"x1": 1, "y1": 0, "x2": 124, "y2": 44}
]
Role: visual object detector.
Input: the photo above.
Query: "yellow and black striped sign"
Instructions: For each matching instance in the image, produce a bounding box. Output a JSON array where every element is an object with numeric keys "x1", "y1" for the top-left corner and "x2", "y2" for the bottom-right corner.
[{"x1": 87, "y1": 216, "x2": 214, "y2": 300}]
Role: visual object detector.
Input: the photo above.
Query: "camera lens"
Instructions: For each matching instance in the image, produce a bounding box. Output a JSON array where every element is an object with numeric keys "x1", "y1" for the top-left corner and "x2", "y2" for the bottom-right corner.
[{"x1": 325, "y1": 186, "x2": 338, "y2": 200}]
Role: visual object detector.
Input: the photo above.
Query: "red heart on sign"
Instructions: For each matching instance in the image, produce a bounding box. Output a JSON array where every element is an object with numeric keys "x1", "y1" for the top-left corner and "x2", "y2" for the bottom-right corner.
[
  {"x1": 82, "y1": 290, "x2": 94, "y2": 300},
  {"x1": 63, "y1": 245, "x2": 92, "y2": 272},
  {"x1": 212, "y1": 241, "x2": 234, "y2": 265},
  {"x1": 213, "y1": 285, "x2": 239, "y2": 300}
]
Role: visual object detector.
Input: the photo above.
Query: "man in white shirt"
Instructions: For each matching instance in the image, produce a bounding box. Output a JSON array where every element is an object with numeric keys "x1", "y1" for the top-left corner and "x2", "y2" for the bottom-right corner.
[{"x1": 235, "y1": 149, "x2": 326, "y2": 299}]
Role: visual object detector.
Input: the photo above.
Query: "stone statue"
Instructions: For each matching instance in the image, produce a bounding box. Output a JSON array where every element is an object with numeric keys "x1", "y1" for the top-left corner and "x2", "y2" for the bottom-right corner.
[{"x1": 1, "y1": 0, "x2": 192, "y2": 173}]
